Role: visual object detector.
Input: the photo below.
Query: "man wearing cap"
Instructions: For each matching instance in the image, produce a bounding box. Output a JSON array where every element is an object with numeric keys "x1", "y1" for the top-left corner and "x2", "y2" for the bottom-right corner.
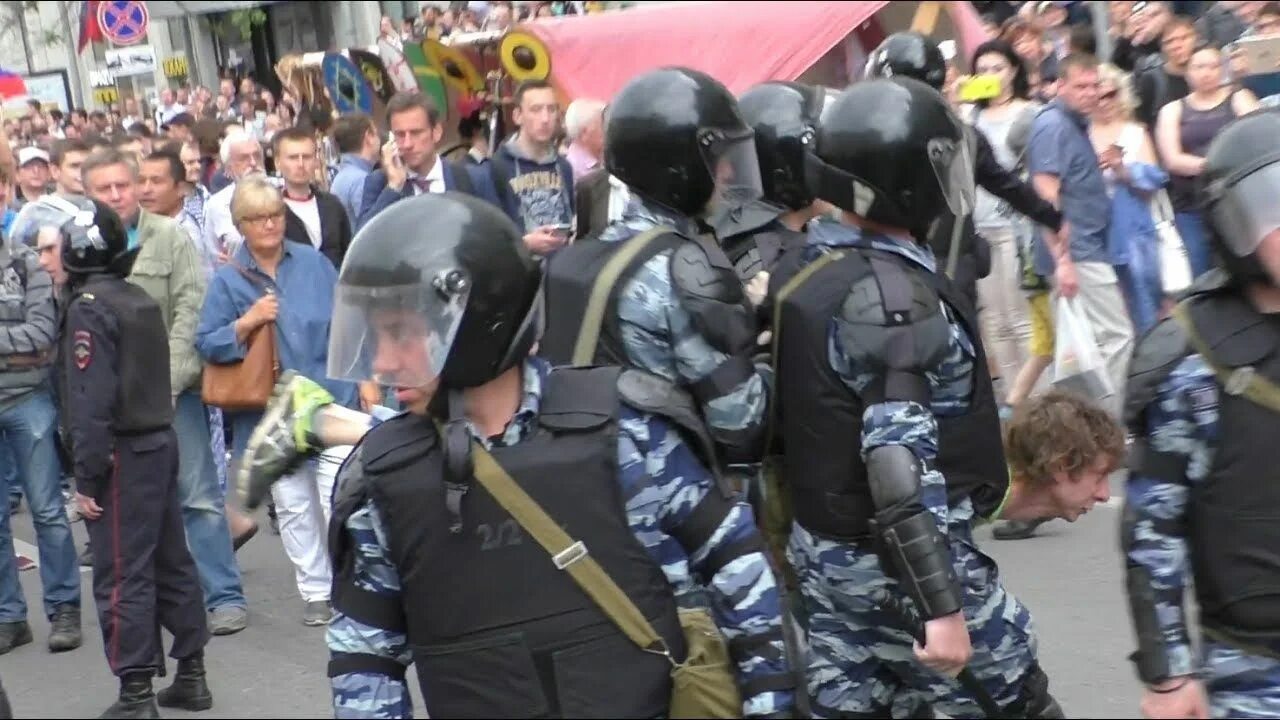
[
  {"x1": 14, "y1": 148, "x2": 51, "y2": 207},
  {"x1": 163, "y1": 113, "x2": 195, "y2": 145}
]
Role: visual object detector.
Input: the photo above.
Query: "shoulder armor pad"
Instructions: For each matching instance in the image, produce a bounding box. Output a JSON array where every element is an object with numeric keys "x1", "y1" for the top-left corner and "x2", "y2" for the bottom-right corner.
[
  {"x1": 670, "y1": 238, "x2": 758, "y2": 355},
  {"x1": 837, "y1": 256, "x2": 951, "y2": 374},
  {"x1": 1185, "y1": 291, "x2": 1280, "y2": 367},
  {"x1": 671, "y1": 240, "x2": 745, "y2": 305},
  {"x1": 1124, "y1": 317, "x2": 1192, "y2": 429},
  {"x1": 360, "y1": 413, "x2": 438, "y2": 475},
  {"x1": 617, "y1": 369, "x2": 730, "y2": 497},
  {"x1": 540, "y1": 366, "x2": 620, "y2": 432}
]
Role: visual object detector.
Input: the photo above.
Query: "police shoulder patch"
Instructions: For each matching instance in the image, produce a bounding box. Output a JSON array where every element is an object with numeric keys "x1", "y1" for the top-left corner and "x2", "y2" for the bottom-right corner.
[{"x1": 73, "y1": 330, "x2": 92, "y2": 371}]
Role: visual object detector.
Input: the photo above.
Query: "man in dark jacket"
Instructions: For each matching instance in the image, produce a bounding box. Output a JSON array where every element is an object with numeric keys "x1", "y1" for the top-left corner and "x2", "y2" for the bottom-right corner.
[
  {"x1": 355, "y1": 93, "x2": 500, "y2": 231},
  {"x1": 274, "y1": 127, "x2": 353, "y2": 269}
]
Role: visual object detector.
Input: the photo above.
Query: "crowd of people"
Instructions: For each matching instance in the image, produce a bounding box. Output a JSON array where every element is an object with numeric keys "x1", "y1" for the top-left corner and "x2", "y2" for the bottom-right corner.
[{"x1": 1, "y1": 1, "x2": 1279, "y2": 719}]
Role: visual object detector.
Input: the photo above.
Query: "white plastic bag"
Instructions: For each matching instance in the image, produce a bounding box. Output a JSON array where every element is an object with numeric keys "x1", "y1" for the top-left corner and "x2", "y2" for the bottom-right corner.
[{"x1": 1052, "y1": 296, "x2": 1115, "y2": 402}]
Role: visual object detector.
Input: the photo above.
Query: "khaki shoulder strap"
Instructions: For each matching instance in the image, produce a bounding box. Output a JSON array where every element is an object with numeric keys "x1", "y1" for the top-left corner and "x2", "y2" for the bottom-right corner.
[
  {"x1": 764, "y1": 249, "x2": 848, "y2": 453},
  {"x1": 469, "y1": 442, "x2": 675, "y2": 662},
  {"x1": 572, "y1": 226, "x2": 677, "y2": 366},
  {"x1": 1171, "y1": 300, "x2": 1280, "y2": 413}
]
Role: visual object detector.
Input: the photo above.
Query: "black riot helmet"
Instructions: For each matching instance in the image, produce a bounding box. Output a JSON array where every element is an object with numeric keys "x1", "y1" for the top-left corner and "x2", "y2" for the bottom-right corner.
[
  {"x1": 604, "y1": 67, "x2": 763, "y2": 219},
  {"x1": 1202, "y1": 111, "x2": 1280, "y2": 285},
  {"x1": 35, "y1": 196, "x2": 136, "y2": 279},
  {"x1": 327, "y1": 192, "x2": 542, "y2": 391},
  {"x1": 737, "y1": 82, "x2": 825, "y2": 212},
  {"x1": 865, "y1": 32, "x2": 948, "y2": 91},
  {"x1": 805, "y1": 77, "x2": 974, "y2": 238}
]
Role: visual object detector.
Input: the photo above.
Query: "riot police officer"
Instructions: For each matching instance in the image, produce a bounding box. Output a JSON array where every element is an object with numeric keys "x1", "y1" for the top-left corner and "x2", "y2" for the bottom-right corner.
[
  {"x1": 312, "y1": 193, "x2": 794, "y2": 718},
  {"x1": 539, "y1": 67, "x2": 769, "y2": 467},
  {"x1": 770, "y1": 77, "x2": 1063, "y2": 718},
  {"x1": 1123, "y1": 110, "x2": 1280, "y2": 719},
  {"x1": 865, "y1": 31, "x2": 1064, "y2": 305},
  {"x1": 729, "y1": 81, "x2": 829, "y2": 285},
  {"x1": 59, "y1": 197, "x2": 211, "y2": 719}
]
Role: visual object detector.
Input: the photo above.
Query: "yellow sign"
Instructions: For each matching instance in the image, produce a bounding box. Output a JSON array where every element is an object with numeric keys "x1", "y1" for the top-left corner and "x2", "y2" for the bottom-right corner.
[
  {"x1": 162, "y1": 55, "x2": 189, "y2": 78},
  {"x1": 93, "y1": 86, "x2": 120, "y2": 105}
]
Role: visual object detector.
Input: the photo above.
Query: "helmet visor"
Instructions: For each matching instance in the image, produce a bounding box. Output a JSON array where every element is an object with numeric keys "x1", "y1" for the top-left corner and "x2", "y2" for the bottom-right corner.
[
  {"x1": 7, "y1": 195, "x2": 81, "y2": 249},
  {"x1": 326, "y1": 274, "x2": 471, "y2": 388},
  {"x1": 1208, "y1": 161, "x2": 1280, "y2": 258},
  {"x1": 927, "y1": 134, "x2": 976, "y2": 217},
  {"x1": 702, "y1": 131, "x2": 764, "y2": 217}
]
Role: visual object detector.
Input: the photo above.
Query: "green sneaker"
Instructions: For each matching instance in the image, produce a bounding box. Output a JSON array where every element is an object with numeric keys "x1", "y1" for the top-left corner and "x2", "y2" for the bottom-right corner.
[{"x1": 237, "y1": 371, "x2": 334, "y2": 510}]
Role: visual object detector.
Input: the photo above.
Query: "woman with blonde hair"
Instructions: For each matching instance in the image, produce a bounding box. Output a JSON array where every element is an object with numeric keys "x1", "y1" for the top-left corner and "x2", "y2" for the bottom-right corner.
[
  {"x1": 1091, "y1": 63, "x2": 1169, "y2": 336},
  {"x1": 195, "y1": 176, "x2": 357, "y2": 627}
]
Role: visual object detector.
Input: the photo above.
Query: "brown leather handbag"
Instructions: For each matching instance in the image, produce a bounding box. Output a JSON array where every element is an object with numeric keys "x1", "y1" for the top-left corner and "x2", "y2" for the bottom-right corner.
[
  {"x1": 201, "y1": 322, "x2": 279, "y2": 411},
  {"x1": 201, "y1": 263, "x2": 281, "y2": 411}
]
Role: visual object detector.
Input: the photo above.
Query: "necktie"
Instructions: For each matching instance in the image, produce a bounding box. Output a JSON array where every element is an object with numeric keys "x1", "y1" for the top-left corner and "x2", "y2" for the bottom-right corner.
[{"x1": 411, "y1": 176, "x2": 433, "y2": 195}]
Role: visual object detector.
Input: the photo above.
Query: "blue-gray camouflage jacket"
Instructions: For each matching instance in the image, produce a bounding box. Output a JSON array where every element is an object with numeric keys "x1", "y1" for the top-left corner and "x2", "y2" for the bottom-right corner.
[
  {"x1": 596, "y1": 197, "x2": 770, "y2": 462},
  {"x1": 327, "y1": 358, "x2": 794, "y2": 718},
  {"x1": 1122, "y1": 352, "x2": 1280, "y2": 678}
]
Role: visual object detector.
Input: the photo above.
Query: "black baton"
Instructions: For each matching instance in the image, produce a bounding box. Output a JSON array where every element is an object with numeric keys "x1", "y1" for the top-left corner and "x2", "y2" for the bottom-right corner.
[{"x1": 870, "y1": 588, "x2": 1005, "y2": 719}]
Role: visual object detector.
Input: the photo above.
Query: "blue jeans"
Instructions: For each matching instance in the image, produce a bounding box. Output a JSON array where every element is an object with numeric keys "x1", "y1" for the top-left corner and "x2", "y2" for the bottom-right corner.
[
  {"x1": 174, "y1": 390, "x2": 246, "y2": 611},
  {"x1": 1174, "y1": 211, "x2": 1214, "y2": 279},
  {"x1": 1, "y1": 434, "x2": 18, "y2": 503},
  {"x1": 0, "y1": 388, "x2": 80, "y2": 621}
]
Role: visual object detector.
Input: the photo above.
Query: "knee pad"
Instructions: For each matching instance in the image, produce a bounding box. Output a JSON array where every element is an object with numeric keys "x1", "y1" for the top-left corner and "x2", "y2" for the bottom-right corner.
[{"x1": 1006, "y1": 664, "x2": 1065, "y2": 719}]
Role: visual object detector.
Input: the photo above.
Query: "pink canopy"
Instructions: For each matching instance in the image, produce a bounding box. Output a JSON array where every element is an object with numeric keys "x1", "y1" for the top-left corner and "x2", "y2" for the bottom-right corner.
[{"x1": 521, "y1": 1, "x2": 988, "y2": 101}]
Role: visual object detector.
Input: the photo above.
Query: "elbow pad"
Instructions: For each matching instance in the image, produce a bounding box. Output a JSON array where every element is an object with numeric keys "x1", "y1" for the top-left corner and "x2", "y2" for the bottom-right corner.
[
  {"x1": 1123, "y1": 506, "x2": 1173, "y2": 684},
  {"x1": 867, "y1": 444, "x2": 961, "y2": 620},
  {"x1": 876, "y1": 509, "x2": 962, "y2": 621}
]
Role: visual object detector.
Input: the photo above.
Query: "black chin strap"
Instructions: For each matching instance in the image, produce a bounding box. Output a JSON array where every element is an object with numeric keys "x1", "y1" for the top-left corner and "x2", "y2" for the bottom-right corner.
[{"x1": 442, "y1": 389, "x2": 473, "y2": 535}]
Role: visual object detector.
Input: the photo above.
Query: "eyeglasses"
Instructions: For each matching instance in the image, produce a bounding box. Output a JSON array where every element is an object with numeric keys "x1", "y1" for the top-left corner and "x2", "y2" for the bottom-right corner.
[{"x1": 240, "y1": 209, "x2": 285, "y2": 225}]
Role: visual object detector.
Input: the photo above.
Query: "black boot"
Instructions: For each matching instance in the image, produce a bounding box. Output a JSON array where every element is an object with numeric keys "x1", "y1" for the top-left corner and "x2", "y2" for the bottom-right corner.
[
  {"x1": 156, "y1": 652, "x2": 213, "y2": 711},
  {"x1": 992, "y1": 518, "x2": 1049, "y2": 540},
  {"x1": 99, "y1": 672, "x2": 159, "y2": 719}
]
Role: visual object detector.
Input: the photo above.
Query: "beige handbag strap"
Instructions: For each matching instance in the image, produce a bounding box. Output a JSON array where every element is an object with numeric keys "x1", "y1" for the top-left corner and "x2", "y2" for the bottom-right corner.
[
  {"x1": 468, "y1": 440, "x2": 675, "y2": 663},
  {"x1": 1172, "y1": 301, "x2": 1280, "y2": 413}
]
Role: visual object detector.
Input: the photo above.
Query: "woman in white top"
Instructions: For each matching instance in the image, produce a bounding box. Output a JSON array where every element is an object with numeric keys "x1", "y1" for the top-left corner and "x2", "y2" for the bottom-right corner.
[
  {"x1": 967, "y1": 40, "x2": 1041, "y2": 401},
  {"x1": 1090, "y1": 64, "x2": 1169, "y2": 336}
]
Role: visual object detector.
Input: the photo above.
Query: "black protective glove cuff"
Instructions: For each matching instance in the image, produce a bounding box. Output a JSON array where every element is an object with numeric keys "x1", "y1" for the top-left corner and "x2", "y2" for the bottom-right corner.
[{"x1": 876, "y1": 509, "x2": 962, "y2": 620}]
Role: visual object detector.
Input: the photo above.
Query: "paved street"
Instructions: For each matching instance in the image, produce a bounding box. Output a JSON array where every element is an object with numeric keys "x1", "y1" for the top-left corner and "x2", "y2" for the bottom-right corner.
[{"x1": 4, "y1": 493, "x2": 1143, "y2": 718}]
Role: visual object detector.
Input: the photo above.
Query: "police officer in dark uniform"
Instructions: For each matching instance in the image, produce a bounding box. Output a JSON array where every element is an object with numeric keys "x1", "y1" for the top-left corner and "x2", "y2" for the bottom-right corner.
[
  {"x1": 771, "y1": 77, "x2": 1062, "y2": 718},
  {"x1": 730, "y1": 81, "x2": 829, "y2": 285},
  {"x1": 865, "y1": 31, "x2": 1064, "y2": 306},
  {"x1": 540, "y1": 68, "x2": 769, "y2": 467},
  {"x1": 59, "y1": 198, "x2": 211, "y2": 719},
  {"x1": 322, "y1": 193, "x2": 795, "y2": 718},
  {"x1": 1123, "y1": 110, "x2": 1280, "y2": 719}
]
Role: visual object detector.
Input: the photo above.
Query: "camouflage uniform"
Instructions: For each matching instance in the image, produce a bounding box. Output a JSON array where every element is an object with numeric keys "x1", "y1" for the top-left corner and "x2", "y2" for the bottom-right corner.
[
  {"x1": 596, "y1": 198, "x2": 770, "y2": 459},
  {"x1": 787, "y1": 220, "x2": 1042, "y2": 718},
  {"x1": 1125, "y1": 353, "x2": 1280, "y2": 719},
  {"x1": 327, "y1": 358, "x2": 794, "y2": 718}
]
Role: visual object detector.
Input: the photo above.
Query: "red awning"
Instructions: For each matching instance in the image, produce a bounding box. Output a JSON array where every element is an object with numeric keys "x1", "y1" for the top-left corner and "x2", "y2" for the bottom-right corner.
[{"x1": 524, "y1": 0, "x2": 889, "y2": 100}]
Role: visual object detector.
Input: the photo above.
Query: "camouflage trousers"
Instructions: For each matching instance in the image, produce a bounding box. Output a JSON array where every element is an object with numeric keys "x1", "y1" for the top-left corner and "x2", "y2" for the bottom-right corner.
[
  {"x1": 1204, "y1": 641, "x2": 1280, "y2": 718},
  {"x1": 787, "y1": 502, "x2": 1042, "y2": 718}
]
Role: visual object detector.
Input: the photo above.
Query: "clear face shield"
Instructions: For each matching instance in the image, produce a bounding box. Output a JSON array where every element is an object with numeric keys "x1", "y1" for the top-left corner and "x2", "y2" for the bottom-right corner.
[
  {"x1": 7, "y1": 195, "x2": 83, "y2": 250},
  {"x1": 1207, "y1": 161, "x2": 1280, "y2": 258},
  {"x1": 326, "y1": 260, "x2": 472, "y2": 389},
  {"x1": 927, "y1": 133, "x2": 977, "y2": 218},
  {"x1": 700, "y1": 128, "x2": 764, "y2": 219}
]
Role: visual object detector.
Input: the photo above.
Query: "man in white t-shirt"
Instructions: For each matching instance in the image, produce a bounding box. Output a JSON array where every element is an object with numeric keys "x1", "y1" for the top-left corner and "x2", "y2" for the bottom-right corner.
[{"x1": 274, "y1": 127, "x2": 352, "y2": 270}]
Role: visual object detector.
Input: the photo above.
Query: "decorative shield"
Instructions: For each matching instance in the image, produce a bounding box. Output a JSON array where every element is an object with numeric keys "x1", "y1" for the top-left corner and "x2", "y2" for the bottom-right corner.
[
  {"x1": 500, "y1": 30, "x2": 551, "y2": 82},
  {"x1": 322, "y1": 52, "x2": 373, "y2": 115},
  {"x1": 425, "y1": 39, "x2": 485, "y2": 95},
  {"x1": 348, "y1": 49, "x2": 396, "y2": 104},
  {"x1": 402, "y1": 42, "x2": 451, "y2": 121}
]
